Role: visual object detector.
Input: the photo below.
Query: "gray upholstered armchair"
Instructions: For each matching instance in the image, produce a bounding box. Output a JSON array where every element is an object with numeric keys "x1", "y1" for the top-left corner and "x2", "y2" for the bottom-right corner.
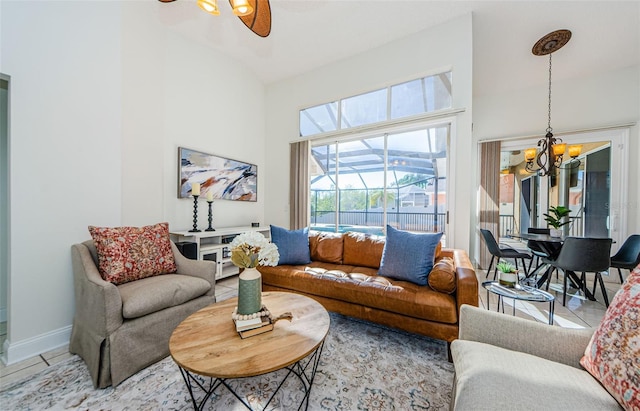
[{"x1": 69, "y1": 240, "x2": 216, "y2": 388}]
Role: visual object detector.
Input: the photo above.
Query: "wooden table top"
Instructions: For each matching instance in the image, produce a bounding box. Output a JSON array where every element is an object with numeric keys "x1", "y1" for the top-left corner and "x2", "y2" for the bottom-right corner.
[{"x1": 169, "y1": 292, "x2": 330, "y2": 379}]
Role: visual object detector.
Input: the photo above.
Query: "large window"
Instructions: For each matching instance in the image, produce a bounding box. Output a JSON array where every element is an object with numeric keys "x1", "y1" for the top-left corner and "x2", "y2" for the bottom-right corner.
[
  {"x1": 310, "y1": 126, "x2": 448, "y2": 235},
  {"x1": 300, "y1": 71, "x2": 452, "y2": 137}
]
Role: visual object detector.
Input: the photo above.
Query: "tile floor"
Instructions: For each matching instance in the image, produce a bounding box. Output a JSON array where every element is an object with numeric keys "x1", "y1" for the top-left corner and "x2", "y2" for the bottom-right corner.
[{"x1": 0, "y1": 266, "x2": 624, "y2": 389}]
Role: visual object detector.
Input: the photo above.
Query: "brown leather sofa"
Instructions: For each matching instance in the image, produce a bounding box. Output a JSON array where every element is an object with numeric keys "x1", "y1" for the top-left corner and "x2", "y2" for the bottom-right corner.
[{"x1": 258, "y1": 231, "x2": 478, "y2": 345}]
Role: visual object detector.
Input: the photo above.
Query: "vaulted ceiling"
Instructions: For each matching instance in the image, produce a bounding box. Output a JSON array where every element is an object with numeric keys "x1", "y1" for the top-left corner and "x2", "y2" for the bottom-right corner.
[{"x1": 156, "y1": 0, "x2": 639, "y2": 95}]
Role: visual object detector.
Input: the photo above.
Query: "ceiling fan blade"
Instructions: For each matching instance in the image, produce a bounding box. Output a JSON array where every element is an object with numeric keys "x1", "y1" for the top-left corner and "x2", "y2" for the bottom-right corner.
[{"x1": 232, "y1": 0, "x2": 271, "y2": 38}]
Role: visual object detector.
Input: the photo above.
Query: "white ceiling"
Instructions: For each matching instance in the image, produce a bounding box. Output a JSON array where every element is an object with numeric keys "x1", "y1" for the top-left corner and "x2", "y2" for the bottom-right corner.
[{"x1": 155, "y1": 0, "x2": 640, "y2": 94}]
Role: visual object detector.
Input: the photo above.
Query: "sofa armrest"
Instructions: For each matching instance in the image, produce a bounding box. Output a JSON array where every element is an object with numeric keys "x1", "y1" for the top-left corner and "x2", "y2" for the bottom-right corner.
[
  {"x1": 71, "y1": 243, "x2": 123, "y2": 334},
  {"x1": 451, "y1": 249, "x2": 479, "y2": 309},
  {"x1": 458, "y1": 304, "x2": 595, "y2": 369},
  {"x1": 171, "y1": 242, "x2": 216, "y2": 296}
]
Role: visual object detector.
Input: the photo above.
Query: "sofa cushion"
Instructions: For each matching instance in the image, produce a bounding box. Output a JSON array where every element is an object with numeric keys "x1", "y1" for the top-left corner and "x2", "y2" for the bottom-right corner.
[
  {"x1": 309, "y1": 231, "x2": 344, "y2": 264},
  {"x1": 580, "y1": 263, "x2": 640, "y2": 410},
  {"x1": 117, "y1": 274, "x2": 211, "y2": 319},
  {"x1": 270, "y1": 225, "x2": 311, "y2": 265},
  {"x1": 88, "y1": 222, "x2": 177, "y2": 285},
  {"x1": 259, "y1": 263, "x2": 458, "y2": 324},
  {"x1": 451, "y1": 340, "x2": 621, "y2": 410},
  {"x1": 342, "y1": 232, "x2": 385, "y2": 268},
  {"x1": 428, "y1": 257, "x2": 456, "y2": 294},
  {"x1": 378, "y1": 226, "x2": 443, "y2": 286}
]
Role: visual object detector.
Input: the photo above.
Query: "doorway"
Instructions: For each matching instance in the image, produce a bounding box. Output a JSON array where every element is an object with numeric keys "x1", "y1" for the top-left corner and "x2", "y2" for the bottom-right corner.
[{"x1": 496, "y1": 128, "x2": 629, "y2": 249}]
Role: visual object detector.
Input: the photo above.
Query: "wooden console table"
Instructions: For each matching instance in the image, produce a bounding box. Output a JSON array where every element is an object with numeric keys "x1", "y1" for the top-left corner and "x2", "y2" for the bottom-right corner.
[{"x1": 170, "y1": 226, "x2": 270, "y2": 280}]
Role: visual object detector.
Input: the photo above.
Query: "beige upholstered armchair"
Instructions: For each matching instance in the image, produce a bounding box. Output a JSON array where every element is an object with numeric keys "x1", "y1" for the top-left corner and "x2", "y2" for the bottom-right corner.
[{"x1": 70, "y1": 240, "x2": 216, "y2": 388}]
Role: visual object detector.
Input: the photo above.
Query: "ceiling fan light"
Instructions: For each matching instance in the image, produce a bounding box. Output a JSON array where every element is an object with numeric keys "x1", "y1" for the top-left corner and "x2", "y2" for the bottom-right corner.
[
  {"x1": 198, "y1": 0, "x2": 220, "y2": 15},
  {"x1": 232, "y1": 0, "x2": 253, "y2": 16}
]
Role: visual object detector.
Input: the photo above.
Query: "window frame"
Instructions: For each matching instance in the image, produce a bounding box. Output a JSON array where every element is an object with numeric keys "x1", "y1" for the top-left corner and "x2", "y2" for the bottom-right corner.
[
  {"x1": 299, "y1": 70, "x2": 454, "y2": 139},
  {"x1": 309, "y1": 117, "x2": 453, "y2": 238}
]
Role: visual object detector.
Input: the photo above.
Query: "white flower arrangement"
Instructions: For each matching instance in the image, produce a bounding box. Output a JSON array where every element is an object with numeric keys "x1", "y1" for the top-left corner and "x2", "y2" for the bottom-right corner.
[{"x1": 229, "y1": 231, "x2": 279, "y2": 268}]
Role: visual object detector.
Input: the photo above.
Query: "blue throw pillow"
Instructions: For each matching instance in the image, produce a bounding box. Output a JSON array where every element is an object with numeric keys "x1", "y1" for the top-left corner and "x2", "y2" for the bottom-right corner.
[
  {"x1": 270, "y1": 225, "x2": 311, "y2": 265},
  {"x1": 378, "y1": 225, "x2": 443, "y2": 286}
]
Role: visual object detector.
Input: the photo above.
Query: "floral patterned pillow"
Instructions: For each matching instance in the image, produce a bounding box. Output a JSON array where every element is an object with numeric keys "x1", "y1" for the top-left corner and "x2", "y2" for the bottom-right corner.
[
  {"x1": 88, "y1": 222, "x2": 177, "y2": 285},
  {"x1": 580, "y1": 263, "x2": 640, "y2": 410}
]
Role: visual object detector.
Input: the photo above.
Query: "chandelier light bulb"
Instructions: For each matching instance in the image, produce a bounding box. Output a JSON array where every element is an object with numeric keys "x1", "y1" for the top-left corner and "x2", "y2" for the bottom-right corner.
[
  {"x1": 552, "y1": 143, "x2": 566, "y2": 157},
  {"x1": 524, "y1": 148, "x2": 537, "y2": 162},
  {"x1": 568, "y1": 145, "x2": 582, "y2": 159}
]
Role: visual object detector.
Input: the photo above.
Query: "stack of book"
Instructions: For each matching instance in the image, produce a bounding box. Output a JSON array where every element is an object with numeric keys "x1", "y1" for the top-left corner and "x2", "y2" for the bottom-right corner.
[{"x1": 233, "y1": 313, "x2": 274, "y2": 339}]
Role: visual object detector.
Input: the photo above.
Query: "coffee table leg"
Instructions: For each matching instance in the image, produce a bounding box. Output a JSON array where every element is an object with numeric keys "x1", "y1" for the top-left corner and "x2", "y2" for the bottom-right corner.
[
  {"x1": 179, "y1": 340, "x2": 325, "y2": 411},
  {"x1": 549, "y1": 300, "x2": 555, "y2": 325},
  {"x1": 297, "y1": 340, "x2": 324, "y2": 410},
  {"x1": 269, "y1": 339, "x2": 324, "y2": 411},
  {"x1": 178, "y1": 366, "x2": 222, "y2": 411}
]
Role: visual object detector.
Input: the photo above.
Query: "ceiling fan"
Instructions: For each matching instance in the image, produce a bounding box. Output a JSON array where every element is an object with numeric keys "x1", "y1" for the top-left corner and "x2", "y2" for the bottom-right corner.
[{"x1": 158, "y1": 0, "x2": 271, "y2": 38}]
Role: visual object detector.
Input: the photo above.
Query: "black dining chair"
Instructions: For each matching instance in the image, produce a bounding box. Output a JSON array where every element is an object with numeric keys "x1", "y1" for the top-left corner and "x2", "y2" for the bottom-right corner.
[
  {"x1": 480, "y1": 229, "x2": 531, "y2": 281},
  {"x1": 527, "y1": 227, "x2": 551, "y2": 271},
  {"x1": 548, "y1": 237, "x2": 612, "y2": 307},
  {"x1": 610, "y1": 234, "x2": 640, "y2": 283}
]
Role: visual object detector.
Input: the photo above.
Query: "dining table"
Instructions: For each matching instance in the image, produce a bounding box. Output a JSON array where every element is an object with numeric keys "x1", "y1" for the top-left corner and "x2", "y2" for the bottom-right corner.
[{"x1": 507, "y1": 232, "x2": 598, "y2": 301}]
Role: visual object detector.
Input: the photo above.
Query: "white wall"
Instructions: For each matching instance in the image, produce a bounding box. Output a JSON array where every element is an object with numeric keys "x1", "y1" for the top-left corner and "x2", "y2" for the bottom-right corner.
[
  {"x1": 1, "y1": 1, "x2": 123, "y2": 363},
  {"x1": 120, "y1": 3, "x2": 266, "y2": 229},
  {"x1": 1, "y1": 1, "x2": 266, "y2": 364},
  {"x1": 264, "y1": 14, "x2": 474, "y2": 250}
]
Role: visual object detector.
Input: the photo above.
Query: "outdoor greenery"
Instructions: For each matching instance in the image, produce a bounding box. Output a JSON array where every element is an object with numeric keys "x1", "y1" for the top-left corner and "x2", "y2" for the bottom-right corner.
[
  {"x1": 392, "y1": 173, "x2": 428, "y2": 188},
  {"x1": 311, "y1": 174, "x2": 435, "y2": 213},
  {"x1": 369, "y1": 190, "x2": 396, "y2": 208}
]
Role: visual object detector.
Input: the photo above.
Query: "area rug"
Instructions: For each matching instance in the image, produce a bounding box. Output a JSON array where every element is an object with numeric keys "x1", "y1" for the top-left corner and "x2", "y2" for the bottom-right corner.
[{"x1": 0, "y1": 313, "x2": 454, "y2": 410}]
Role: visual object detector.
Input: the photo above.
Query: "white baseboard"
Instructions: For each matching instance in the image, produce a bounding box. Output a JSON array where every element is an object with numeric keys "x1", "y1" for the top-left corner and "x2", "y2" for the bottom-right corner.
[
  {"x1": 2, "y1": 325, "x2": 72, "y2": 366},
  {"x1": 0, "y1": 307, "x2": 6, "y2": 322}
]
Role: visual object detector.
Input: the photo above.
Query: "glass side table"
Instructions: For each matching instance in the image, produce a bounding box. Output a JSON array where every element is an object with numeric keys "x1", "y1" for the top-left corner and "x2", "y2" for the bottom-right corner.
[{"x1": 482, "y1": 281, "x2": 555, "y2": 325}]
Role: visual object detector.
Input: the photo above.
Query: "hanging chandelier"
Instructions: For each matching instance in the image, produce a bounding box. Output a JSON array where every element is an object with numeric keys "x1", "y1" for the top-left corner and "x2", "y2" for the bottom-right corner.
[{"x1": 524, "y1": 29, "x2": 581, "y2": 176}]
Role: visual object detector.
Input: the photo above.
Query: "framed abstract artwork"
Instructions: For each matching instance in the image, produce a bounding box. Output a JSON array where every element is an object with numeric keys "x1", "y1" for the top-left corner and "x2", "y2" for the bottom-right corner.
[{"x1": 178, "y1": 147, "x2": 257, "y2": 202}]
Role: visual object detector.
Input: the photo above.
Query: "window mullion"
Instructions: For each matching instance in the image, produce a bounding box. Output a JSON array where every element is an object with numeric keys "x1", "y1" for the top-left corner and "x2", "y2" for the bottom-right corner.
[
  {"x1": 334, "y1": 142, "x2": 340, "y2": 232},
  {"x1": 383, "y1": 134, "x2": 388, "y2": 233}
]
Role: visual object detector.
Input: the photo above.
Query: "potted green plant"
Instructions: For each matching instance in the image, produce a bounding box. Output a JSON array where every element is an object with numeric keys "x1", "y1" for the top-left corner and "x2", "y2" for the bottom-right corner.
[
  {"x1": 496, "y1": 260, "x2": 518, "y2": 287},
  {"x1": 544, "y1": 205, "x2": 572, "y2": 237}
]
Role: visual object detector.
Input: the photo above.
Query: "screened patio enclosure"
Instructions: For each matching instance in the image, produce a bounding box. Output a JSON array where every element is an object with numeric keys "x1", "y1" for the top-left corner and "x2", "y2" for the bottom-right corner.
[{"x1": 310, "y1": 127, "x2": 448, "y2": 235}]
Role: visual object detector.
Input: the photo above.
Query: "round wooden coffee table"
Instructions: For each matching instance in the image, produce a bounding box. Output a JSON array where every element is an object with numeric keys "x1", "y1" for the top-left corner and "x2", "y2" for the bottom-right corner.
[{"x1": 169, "y1": 291, "x2": 330, "y2": 410}]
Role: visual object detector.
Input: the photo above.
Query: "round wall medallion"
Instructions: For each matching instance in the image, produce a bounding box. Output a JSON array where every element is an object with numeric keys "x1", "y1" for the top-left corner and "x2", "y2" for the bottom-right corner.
[{"x1": 532, "y1": 29, "x2": 572, "y2": 56}]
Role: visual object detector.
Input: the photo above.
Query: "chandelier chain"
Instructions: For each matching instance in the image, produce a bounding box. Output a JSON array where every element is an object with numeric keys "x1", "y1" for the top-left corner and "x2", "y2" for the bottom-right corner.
[{"x1": 547, "y1": 53, "x2": 552, "y2": 134}]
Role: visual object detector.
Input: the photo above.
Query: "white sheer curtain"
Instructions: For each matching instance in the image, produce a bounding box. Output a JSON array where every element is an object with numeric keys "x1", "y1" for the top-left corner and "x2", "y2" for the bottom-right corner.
[{"x1": 289, "y1": 141, "x2": 310, "y2": 229}]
